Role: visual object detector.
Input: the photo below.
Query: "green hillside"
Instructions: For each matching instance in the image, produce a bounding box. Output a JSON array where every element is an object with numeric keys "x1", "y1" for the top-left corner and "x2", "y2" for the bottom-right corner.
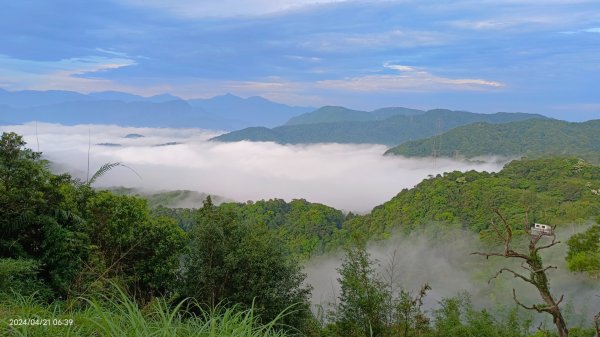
[
  {"x1": 344, "y1": 157, "x2": 600, "y2": 241},
  {"x1": 385, "y1": 119, "x2": 600, "y2": 163},
  {"x1": 212, "y1": 109, "x2": 546, "y2": 145}
]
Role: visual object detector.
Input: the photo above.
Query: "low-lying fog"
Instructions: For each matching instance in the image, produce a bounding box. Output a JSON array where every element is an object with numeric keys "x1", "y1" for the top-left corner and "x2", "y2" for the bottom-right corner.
[
  {"x1": 306, "y1": 227, "x2": 600, "y2": 324},
  {"x1": 1, "y1": 122, "x2": 505, "y2": 212}
]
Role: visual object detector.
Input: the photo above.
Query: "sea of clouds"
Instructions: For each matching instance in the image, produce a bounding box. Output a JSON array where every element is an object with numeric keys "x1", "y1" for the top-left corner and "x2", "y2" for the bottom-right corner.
[{"x1": 1, "y1": 122, "x2": 505, "y2": 212}]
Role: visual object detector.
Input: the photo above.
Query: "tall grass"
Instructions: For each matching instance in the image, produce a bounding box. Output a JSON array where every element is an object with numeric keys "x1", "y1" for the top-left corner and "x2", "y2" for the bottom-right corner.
[{"x1": 1, "y1": 287, "x2": 291, "y2": 337}]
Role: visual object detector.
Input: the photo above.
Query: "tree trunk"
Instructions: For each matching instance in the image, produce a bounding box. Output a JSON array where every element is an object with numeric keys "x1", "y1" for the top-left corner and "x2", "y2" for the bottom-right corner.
[
  {"x1": 529, "y1": 252, "x2": 569, "y2": 337},
  {"x1": 594, "y1": 312, "x2": 600, "y2": 337}
]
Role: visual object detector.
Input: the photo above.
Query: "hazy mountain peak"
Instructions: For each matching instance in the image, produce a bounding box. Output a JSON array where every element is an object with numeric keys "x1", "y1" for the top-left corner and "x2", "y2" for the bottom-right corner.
[
  {"x1": 147, "y1": 93, "x2": 183, "y2": 102},
  {"x1": 0, "y1": 88, "x2": 312, "y2": 130},
  {"x1": 285, "y1": 105, "x2": 425, "y2": 126}
]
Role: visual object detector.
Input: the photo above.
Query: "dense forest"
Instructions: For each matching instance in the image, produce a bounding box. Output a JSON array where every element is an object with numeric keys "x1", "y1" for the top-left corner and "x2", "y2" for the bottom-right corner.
[
  {"x1": 1, "y1": 131, "x2": 599, "y2": 336},
  {"x1": 385, "y1": 119, "x2": 600, "y2": 164}
]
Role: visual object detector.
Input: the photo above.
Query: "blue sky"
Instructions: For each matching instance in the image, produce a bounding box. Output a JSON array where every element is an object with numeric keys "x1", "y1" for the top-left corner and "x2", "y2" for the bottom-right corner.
[{"x1": 1, "y1": 0, "x2": 599, "y2": 121}]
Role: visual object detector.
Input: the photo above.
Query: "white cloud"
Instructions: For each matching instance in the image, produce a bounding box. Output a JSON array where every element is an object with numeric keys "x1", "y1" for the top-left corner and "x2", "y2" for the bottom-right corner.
[
  {"x1": 316, "y1": 63, "x2": 504, "y2": 92},
  {"x1": 121, "y1": 0, "x2": 349, "y2": 18},
  {"x1": 1, "y1": 123, "x2": 505, "y2": 212},
  {"x1": 280, "y1": 29, "x2": 450, "y2": 53},
  {"x1": 0, "y1": 55, "x2": 152, "y2": 94},
  {"x1": 447, "y1": 16, "x2": 563, "y2": 31}
]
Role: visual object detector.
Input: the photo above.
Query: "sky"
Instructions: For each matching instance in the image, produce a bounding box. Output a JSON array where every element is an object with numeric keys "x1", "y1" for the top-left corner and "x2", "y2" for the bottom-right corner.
[
  {"x1": 1, "y1": 0, "x2": 599, "y2": 121},
  {"x1": 1, "y1": 123, "x2": 504, "y2": 212}
]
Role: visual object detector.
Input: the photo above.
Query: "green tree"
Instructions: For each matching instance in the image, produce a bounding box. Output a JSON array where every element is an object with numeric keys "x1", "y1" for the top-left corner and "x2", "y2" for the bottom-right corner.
[
  {"x1": 333, "y1": 246, "x2": 389, "y2": 337},
  {"x1": 181, "y1": 196, "x2": 312, "y2": 331},
  {"x1": 431, "y1": 295, "x2": 529, "y2": 337},
  {"x1": 81, "y1": 191, "x2": 186, "y2": 303},
  {"x1": 392, "y1": 285, "x2": 431, "y2": 337},
  {"x1": 0, "y1": 132, "x2": 89, "y2": 296},
  {"x1": 566, "y1": 225, "x2": 600, "y2": 277}
]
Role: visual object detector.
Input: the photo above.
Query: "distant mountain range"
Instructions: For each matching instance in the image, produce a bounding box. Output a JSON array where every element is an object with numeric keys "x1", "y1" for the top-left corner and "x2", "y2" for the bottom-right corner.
[
  {"x1": 212, "y1": 108, "x2": 547, "y2": 146},
  {"x1": 0, "y1": 89, "x2": 312, "y2": 130},
  {"x1": 284, "y1": 106, "x2": 425, "y2": 125},
  {"x1": 384, "y1": 118, "x2": 600, "y2": 163}
]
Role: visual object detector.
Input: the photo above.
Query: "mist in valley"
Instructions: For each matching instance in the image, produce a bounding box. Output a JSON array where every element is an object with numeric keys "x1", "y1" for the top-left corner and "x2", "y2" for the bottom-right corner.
[
  {"x1": 1, "y1": 122, "x2": 505, "y2": 212},
  {"x1": 304, "y1": 225, "x2": 600, "y2": 326}
]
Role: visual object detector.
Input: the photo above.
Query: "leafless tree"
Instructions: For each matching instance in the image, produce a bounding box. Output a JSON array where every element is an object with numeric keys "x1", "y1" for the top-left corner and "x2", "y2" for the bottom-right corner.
[{"x1": 473, "y1": 209, "x2": 569, "y2": 337}]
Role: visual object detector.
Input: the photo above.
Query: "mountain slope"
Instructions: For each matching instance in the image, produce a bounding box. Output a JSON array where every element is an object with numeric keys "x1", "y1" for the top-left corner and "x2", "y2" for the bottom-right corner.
[
  {"x1": 385, "y1": 119, "x2": 600, "y2": 163},
  {"x1": 344, "y1": 157, "x2": 600, "y2": 241},
  {"x1": 284, "y1": 106, "x2": 424, "y2": 126},
  {"x1": 212, "y1": 109, "x2": 547, "y2": 145}
]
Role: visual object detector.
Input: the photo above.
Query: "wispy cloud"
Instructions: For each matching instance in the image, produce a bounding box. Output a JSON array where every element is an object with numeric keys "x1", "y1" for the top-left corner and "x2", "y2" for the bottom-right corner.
[
  {"x1": 447, "y1": 15, "x2": 569, "y2": 31},
  {"x1": 561, "y1": 27, "x2": 600, "y2": 34},
  {"x1": 0, "y1": 54, "x2": 152, "y2": 93},
  {"x1": 582, "y1": 27, "x2": 600, "y2": 33},
  {"x1": 316, "y1": 63, "x2": 505, "y2": 92},
  {"x1": 120, "y1": 0, "x2": 350, "y2": 18},
  {"x1": 281, "y1": 29, "x2": 450, "y2": 53}
]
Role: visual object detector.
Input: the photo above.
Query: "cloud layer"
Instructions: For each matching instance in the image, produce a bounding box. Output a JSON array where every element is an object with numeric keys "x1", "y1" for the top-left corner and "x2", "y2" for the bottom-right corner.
[{"x1": 1, "y1": 123, "x2": 504, "y2": 212}]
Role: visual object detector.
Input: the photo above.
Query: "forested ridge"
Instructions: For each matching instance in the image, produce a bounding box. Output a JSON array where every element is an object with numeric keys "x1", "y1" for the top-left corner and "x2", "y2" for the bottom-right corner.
[
  {"x1": 2, "y1": 131, "x2": 599, "y2": 336},
  {"x1": 385, "y1": 119, "x2": 600, "y2": 164},
  {"x1": 212, "y1": 109, "x2": 545, "y2": 146}
]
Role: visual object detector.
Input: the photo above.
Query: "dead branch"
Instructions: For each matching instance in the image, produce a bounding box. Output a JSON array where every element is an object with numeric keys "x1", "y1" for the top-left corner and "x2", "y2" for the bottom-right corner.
[
  {"x1": 490, "y1": 268, "x2": 536, "y2": 287},
  {"x1": 473, "y1": 209, "x2": 569, "y2": 337},
  {"x1": 513, "y1": 289, "x2": 538, "y2": 311}
]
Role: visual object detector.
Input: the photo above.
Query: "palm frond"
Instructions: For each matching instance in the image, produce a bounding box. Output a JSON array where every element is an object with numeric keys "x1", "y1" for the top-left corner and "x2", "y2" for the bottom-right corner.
[{"x1": 87, "y1": 162, "x2": 142, "y2": 186}]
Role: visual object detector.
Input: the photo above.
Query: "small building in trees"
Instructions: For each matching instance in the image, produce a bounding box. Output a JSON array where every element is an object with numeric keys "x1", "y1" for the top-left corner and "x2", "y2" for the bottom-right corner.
[{"x1": 531, "y1": 223, "x2": 553, "y2": 236}]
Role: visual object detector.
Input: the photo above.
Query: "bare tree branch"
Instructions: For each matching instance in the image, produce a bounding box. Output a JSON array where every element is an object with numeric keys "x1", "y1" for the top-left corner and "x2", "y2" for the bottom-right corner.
[
  {"x1": 473, "y1": 209, "x2": 569, "y2": 337},
  {"x1": 512, "y1": 289, "x2": 538, "y2": 311},
  {"x1": 490, "y1": 268, "x2": 536, "y2": 287}
]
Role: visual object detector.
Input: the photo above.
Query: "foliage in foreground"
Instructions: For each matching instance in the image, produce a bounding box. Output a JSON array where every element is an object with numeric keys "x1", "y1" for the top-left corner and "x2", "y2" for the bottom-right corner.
[
  {"x1": 180, "y1": 196, "x2": 313, "y2": 331},
  {"x1": 1, "y1": 287, "x2": 290, "y2": 337},
  {"x1": 0, "y1": 131, "x2": 313, "y2": 333}
]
